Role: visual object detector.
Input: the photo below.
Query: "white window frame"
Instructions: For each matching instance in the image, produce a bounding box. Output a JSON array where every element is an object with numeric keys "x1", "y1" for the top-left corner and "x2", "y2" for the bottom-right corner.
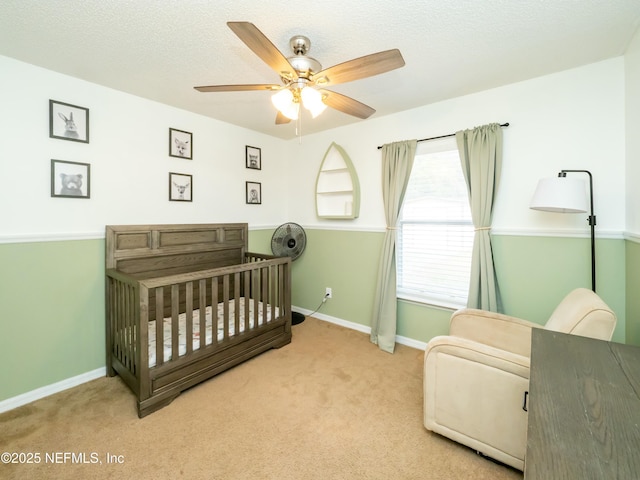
[{"x1": 396, "y1": 137, "x2": 474, "y2": 310}]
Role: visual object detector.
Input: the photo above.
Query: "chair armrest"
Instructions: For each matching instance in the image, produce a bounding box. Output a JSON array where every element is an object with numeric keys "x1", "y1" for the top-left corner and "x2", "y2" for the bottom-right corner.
[
  {"x1": 425, "y1": 334, "x2": 531, "y2": 377},
  {"x1": 449, "y1": 309, "x2": 542, "y2": 358},
  {"x1": 423, "y1": 334, "x2": 531, "y2": 470}
]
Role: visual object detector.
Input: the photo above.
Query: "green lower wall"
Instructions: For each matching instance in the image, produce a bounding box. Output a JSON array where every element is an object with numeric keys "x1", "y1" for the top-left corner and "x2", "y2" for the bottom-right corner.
[
  {"x1": 0, "y1": 239, "x2": 105, "y2": 401},
  {"x1": 626, "y1": 240, "x2": 640, "y2": 346},
  {"x1": 251, "y1": 229, "x2": 628, "y2": 343},
  {"x1": 0, "y1": 230, "x2": 635, "y2": 403},
  {"x1": 491, "y1": 235, "x2": 626, "y2": 343},
  {"x1": 252, "y1": 228, "x2": 386, "y2": 327}
]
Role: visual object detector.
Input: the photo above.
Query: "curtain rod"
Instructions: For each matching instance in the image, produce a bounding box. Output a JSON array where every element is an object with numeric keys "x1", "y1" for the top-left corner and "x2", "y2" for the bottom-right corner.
[{"x1": 376, "y1": 122, "x2": 510, "y2": 150}]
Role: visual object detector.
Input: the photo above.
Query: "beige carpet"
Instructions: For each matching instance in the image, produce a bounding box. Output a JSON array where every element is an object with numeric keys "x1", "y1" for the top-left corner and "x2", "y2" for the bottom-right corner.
[{"x1": 0, "y1": 317, "x2": 522, "y2": 480}]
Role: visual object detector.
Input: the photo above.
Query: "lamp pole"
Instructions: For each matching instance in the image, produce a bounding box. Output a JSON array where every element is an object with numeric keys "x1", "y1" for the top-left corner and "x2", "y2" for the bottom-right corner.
[{"x1": 559, "y1": 170, "x2": 596, "y2": 292}]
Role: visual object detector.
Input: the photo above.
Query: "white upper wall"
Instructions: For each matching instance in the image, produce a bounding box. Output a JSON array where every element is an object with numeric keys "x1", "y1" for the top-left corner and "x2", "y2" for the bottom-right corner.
[
  {"x1": 0, "y1": 55, "x2": 290, "y2": 240},
  {"x1": 625, "y1": 26, "x2": 640, "y2": 236},
  {"x1": 287, "y1": 58, "x2": 626, "y2": 237},
  {"x1": 0, "y1": 54, "x2": 628, "y2": 240}
]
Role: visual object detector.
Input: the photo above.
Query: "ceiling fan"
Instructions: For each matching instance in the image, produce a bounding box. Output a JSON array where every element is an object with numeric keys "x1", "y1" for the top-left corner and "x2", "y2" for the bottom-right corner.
[{"x1": 194, "y1": 22, "x2": 405, "y2": 124}]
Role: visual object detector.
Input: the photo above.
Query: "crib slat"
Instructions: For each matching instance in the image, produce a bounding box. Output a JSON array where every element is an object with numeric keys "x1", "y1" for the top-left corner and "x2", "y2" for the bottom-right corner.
[
  {"x1": 115, "y1": 281, "x2": 122, "y2": 361},
  {"x1": 252, "y1": 267, "x2": 259, "y2": 327},
  {"x1": 211, "y1": 276, "x2": 219, "y2": 345},
  {"x1": 270, "y1": 264, "x2": 277, "y2": 322},
  {"x1": 261, "y1": 266, "x2": 268, "y2": 326},
  {"x1": 199, "y1": 278, "x2": 207, "y2": 348},
  {"x1": 278, "y1": 265, "x2": 285, "y2": 315},
  {"x1": 125, "y1": 283, "x2": 132, "y2": 370},
  {"x1": 138, "y1": 285, "x2": 149, "y2": 379},
  {"x1": 223, "y1": 275, "x2": 230, "y2": 339},
  {"x1": 234, "y1": 272, "x2": 240, "y2": 335},
  {"x1": 127, "y1": 285, "x2": 140, "y2": 373},
  {"x1": 123, "y1": 283, "x2": 128, "y2": 365},
  {"x1": 114, "y1": 281, "x2": 120, "y2": 362},
  {"x1": 243, "y1": 270, "x2": 251, "y2": 331},
  {"x1": 156, "y1": 286, "x2": 164, "y2": 366},
  {"x1": 185, "y1": 281, "x2": 193, "y2": 354},
  {"x1": 171, "y1": 284, "x2": 179, "y2": 361}
]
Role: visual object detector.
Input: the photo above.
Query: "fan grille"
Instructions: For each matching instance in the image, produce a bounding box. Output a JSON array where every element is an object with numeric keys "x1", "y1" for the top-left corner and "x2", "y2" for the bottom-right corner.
[{"x1": 271, "y1": 223, "x2": 307, "y2": 261}]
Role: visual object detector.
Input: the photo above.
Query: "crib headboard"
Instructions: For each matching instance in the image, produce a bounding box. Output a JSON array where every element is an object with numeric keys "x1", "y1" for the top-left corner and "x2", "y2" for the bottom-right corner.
[{"x1": 106, "y1": 223, "x2": 248, "y2": 278}]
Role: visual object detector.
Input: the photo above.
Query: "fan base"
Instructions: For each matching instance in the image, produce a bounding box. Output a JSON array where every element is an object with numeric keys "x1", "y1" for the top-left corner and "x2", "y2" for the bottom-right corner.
[{"x1": 292, "y1": 311, "x2": 305, "y2": 325}]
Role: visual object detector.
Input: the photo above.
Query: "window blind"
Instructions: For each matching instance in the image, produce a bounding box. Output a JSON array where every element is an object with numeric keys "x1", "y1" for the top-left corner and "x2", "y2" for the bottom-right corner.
[{"x1": 396, "y1": 138, "x2": 473, "y2": 308}]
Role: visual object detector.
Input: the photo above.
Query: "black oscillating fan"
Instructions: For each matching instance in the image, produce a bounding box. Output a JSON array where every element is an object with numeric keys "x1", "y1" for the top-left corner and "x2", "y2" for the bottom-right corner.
[{"x1": 271, "y1": 223, "x2": 306, "y2": 324}]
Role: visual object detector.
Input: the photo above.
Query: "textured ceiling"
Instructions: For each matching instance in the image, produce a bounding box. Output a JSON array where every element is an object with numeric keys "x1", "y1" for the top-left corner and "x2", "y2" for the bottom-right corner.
[{"x1": 1, "y1": 1, "x2": 639, "y2": 140}]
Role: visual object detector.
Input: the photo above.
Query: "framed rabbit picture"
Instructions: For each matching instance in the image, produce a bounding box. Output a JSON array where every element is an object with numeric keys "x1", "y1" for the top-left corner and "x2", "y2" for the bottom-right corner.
[{"x1": 49, "y1": 100, "x2": 89, "y2": 143}]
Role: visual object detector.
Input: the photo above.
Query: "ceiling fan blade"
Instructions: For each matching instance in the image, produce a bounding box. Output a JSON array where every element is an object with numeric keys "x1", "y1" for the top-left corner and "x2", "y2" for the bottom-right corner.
[
  {"x1": 275, "y1": 111, "x2": 291, "y2": 124},
  {"x1": 312, "y1": 49, "x2": 405, "y2": 87},
  {"x1": 321, "y1": 90, "x2": 376, "y2": 119},
  {"x1": 194, "y1": 84, "x2": 281, "y2": 92},
  {"x1": 227, "y1": 21, "x2": 298, "y2": 82}
]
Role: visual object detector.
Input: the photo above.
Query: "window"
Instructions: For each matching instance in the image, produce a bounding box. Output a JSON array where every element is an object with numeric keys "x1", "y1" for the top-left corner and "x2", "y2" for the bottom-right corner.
[{"x1": 397, "y1": 137, "x2": 474, "y2": 309}]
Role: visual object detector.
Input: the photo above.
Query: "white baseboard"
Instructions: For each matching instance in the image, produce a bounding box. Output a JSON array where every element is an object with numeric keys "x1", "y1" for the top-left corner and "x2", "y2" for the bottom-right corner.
[
  {"x1": 0, "y1": 367, "x2": 106, "y2": 414},
  {"x1": 1, "y1": 311, "x2": 426, "y2": 415},
  {"x1": 294, "y1": 306, "x2": 427, "y2": 351}
]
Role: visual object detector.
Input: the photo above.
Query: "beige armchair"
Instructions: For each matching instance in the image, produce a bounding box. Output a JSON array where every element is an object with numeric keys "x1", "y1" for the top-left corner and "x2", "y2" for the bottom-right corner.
[{"x1": 423, "y1": 288, "x2": 616, "y2": 471}]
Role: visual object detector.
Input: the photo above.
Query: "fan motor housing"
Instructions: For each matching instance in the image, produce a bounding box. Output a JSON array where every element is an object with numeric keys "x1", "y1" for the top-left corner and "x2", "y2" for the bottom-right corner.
[
  {"x1": 271, "y1": 222, "x2": 307, "y2": 261},
  {"x1": 288, "y1": 35, "x2": 322, "y2": 77}
]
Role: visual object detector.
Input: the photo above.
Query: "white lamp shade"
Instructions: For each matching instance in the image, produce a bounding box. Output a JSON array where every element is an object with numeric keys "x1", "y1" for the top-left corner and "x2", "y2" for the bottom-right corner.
[
  {"x1": 271, "y1": 89, "x2": 299, "y2": 120},
  {"x1": 530, "y1": 177, "x2": 588, "y2": 213},
  {"x1": 301, "y1": 86, "x2": 327, "y2": 118}
]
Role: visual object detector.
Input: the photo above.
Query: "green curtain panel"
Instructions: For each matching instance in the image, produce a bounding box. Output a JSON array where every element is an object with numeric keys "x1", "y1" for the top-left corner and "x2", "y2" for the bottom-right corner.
[
  {"x1": 371, "y1": 139, "x2": 417, "y2": 353},
  {"x1": 456, "y1": 123, "x2": 503, "y2": 311}
]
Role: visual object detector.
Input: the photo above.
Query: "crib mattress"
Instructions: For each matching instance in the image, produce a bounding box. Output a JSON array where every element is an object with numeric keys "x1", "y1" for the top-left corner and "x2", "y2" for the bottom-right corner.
[{"x1": 148, "y1": 299, "x2": 277, "y2": 367}]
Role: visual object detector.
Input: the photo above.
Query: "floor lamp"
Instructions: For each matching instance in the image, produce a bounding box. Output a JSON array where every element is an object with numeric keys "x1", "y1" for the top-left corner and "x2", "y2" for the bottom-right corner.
[{"x1": 529, "y1": 170, "x2": 596, "y2": 292}]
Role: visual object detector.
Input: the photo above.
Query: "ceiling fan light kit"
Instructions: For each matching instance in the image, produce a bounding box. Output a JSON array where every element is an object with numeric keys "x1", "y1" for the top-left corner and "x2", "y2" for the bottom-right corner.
[
  {"x1": 270, "y1": 82, "x2": 328, "y2": 120},
  {"x1": 195, "y1": 22, "x2": 405, "y2": 126},
  {"x1": 300, "y1": 85, "x2": 327, "y2": 117},
  {"x1": 271, "y1": 88, "x2": 299, "y2": 120}
]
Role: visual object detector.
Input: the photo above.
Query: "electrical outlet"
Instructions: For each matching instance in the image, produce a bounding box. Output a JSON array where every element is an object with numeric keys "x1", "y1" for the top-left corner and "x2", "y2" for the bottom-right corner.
[{"x1": 325, "y1": 287, "x2": 332, "y2": 299}]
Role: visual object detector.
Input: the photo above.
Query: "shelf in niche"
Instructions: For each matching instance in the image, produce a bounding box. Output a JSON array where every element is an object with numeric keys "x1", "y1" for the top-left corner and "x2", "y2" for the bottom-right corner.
[
  {"x1": 317, "y1": 189, "x2": 354, "y2": 195},
  {"x1": 315, "y1": 142, "x2": 360, "y2": 219}
]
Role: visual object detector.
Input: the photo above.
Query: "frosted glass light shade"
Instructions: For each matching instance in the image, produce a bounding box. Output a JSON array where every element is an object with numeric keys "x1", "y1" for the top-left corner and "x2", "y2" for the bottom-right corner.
[
  {"x1": 301, "y1": 86, "x2": 327, "y2": 118},
  {"x1": 530, "y1": 177, "x2": 588, "y2": 213},
  {"x1": 271, "y1": 89, "x2": 299, "y2": 120}
]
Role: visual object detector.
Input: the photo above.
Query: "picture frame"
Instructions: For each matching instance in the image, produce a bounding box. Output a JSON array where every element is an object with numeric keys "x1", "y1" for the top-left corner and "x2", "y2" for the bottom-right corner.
[
  {"x1": 245, "y1": 145, "x2": 261, "y2": 170},
  {"x1": 246, "y1": 181, "x2": 262, "y2": 204},
  {"x1": 51, "y1": 159, "x2": 90, "y2": 199},
  {"x1": 169, "y1": 128, "x2": 193, "y2": 159},
  {"x1": 49, "y1": 99, "x2": 89, "y2": 143},
  {"x1": 169, "y1": 172, "x2": 193, "y2": 202}
]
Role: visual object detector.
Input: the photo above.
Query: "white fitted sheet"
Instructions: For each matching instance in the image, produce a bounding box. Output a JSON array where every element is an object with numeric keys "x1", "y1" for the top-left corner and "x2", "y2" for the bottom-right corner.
[{"x1": 148, "y1": 298, "x2": 278, "y2": 367}]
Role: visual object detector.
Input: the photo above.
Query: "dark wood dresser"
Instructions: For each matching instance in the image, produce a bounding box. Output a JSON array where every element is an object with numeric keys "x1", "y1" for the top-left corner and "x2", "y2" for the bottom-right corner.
[{"x1": 525, "y1": 329, "x2": 640, "y2": 479}]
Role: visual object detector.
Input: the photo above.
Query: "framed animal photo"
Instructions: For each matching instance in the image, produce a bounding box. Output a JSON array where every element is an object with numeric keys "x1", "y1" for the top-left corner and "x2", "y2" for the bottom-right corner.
[
  {"x1": 51, "y1": 159, "x2": 91, "y2": 199},
  {"x1": 169, "y1": 128, "x2": 193, "y2": 159},
  {"x1": 246, "y1": 145, "x2": 261, "y2": 170},
  {"x1": 246, "y1": 181, "x2": 262, "y2": 204},
  {"x1": 49, "y1": 100, "x2": 89, "y2": 143},
  {"x1": 169, "y1": 172, "x2": 193, "y2": 202}
]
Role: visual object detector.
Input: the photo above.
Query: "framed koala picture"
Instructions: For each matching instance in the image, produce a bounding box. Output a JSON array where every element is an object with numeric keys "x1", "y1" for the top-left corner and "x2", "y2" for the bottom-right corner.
[
  {"x1": 51, "y1": 159, "x2": 90, "y2": 199},
  {"x1": 245, "y1": 181, "x2": 261, "y2": 204},
  {"x1": 169, "y1": 128, "x2": 192, "y2": 159}
]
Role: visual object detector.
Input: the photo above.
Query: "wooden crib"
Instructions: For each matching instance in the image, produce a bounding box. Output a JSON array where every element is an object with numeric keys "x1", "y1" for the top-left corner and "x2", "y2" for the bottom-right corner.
[{"x1": 105, "y1": 223, "x2": 291, "y2": 417}]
